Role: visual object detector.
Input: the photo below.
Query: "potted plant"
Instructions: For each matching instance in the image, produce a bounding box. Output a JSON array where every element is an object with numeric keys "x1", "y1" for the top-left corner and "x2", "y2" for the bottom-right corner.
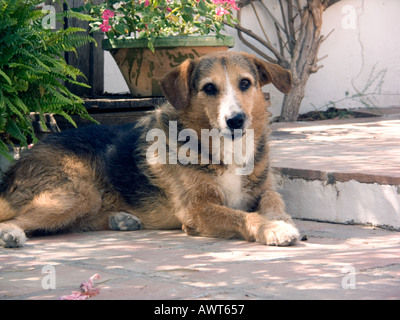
[
  {"x1": 86, "y1": 0, "x2": 238, "y2": 97},
  {"x1": 0, "y1": 0, "x2": 97, "y2": 167}
]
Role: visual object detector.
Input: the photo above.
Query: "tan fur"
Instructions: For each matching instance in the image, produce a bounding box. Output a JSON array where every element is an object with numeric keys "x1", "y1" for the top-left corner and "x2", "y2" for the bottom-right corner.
[
  {"x1": 0, "y1": 198, "x2": 16, "y2": 221},
  {"x1": 156, "y1": 52, "x2": 299, "y2": 245},
  {"x1": 0, "y1": 51, "x2": 300, "y2": 248}
]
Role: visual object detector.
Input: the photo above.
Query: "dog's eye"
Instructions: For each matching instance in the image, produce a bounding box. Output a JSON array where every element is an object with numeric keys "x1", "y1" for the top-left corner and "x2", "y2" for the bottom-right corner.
[
  {"x1": 239, "y1": 79, "x2": 251, "y2": 91},
  {"x1": 202, "y1": 83, "x2": 218, "y2": 96}
]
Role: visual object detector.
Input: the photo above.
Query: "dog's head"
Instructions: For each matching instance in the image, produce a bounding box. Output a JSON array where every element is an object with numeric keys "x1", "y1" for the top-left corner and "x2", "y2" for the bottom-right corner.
[{"x1": 159, "y1": 51, "x2": 292, "y2": 137}]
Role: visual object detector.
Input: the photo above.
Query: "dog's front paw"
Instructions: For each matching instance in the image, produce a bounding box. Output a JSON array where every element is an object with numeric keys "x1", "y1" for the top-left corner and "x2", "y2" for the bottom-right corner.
[
  {"x1": 0, "y1": 224, "x2": 26, "y2": 248},
  {"x1": 109, "y1": 212, "x2": 142, "y2": 231},
  {"x1": 257, "y1": 220, "x2": 300, "y2": 246},
  {"x1": 182, "y1": 224, "x2": 200, "y2": 236}
]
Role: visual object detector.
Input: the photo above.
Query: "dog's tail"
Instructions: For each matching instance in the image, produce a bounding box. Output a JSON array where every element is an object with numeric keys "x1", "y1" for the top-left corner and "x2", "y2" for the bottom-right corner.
[{"x1": 0, "y1": 197, "x2": 16, "y2": 222}]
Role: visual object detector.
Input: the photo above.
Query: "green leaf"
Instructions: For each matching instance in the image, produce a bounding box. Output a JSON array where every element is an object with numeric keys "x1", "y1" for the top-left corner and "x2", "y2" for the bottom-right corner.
[
  {"x1": 0, "y1": 89, "x2": 4, "y2": 108},
  {"x1": 0, "y1": 69, "x2": 11, "y2": 85},
  {"x1": 225, "y1": 13, "x2": 233, "y2": 26},
  {"x1": 0, "y1": 140, "x2": 13, "y2": 162},
  {"x1": 0, "y1": 0, "x2": 100, "y2": 149},
  {"x1": 138, "y1": 30, "x2": 147, "y2": 38},
  {"x1": 38, "y1": 110, "x2": 48, "y2": 132},
  {"x1": 182, "y1": 13, "x2": 193, "y2": 23},
  {"x1": 147, "y1": 38, "x2": 155, "y2": 52},
  {"x1": 1, "y1": 84, "x2": 16, "y2": 93},
  {"x1": 58, "y1": 111, "x2": 77, "y2": 128},
  {"x1": 115, "y1": 23, "x2": 129, "y2": 35},
  {"x1": 61, "y1": 10, "x2": 95, "y2": 22},
  {"x1": 6, "y1": 120, "x2": 28, "y2": 146},
  {"x1": 12, "y1": 96, "x2": 29, "y2": 114},
  {"x1": 199, "y1": 0, "x2": 207, "y2": 14}
]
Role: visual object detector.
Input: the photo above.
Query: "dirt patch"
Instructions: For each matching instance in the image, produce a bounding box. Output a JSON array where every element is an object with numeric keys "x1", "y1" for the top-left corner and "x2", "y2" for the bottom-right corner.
[{"x1": 273, "y1": 107, "x2": 379, "y2": 122}]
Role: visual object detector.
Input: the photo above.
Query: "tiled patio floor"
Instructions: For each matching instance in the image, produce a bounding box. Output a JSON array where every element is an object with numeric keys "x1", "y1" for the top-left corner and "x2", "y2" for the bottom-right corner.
[{"x1": 1, "y1": 109, "x2": 399, "y2": 301}]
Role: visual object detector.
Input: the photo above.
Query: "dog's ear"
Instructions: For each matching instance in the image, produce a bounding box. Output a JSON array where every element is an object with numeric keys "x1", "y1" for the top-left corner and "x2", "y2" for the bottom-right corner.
[
  {"x1": 159, "y1": 59, "x2": 194, "y2": 110},
  {"x1": 250, "y1": 55, "x2": 293, "y2": 94}
]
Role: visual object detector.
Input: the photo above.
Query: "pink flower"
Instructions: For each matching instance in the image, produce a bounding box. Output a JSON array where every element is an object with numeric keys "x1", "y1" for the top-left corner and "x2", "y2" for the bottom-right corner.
[
  {"x1": 228, "y1": 0, "x2": 239, "y2": 10},
  {"x1": 102, "y1": 9, "x2": 115, "y2": 19},
  {"x1": 100, "y1": 9, "x2": 114, "y2": 32},
  {"x1": 80, "y1": 274, "x2": 101, "y2": 296},
  {"x1": 59, "y1": 274, "x2": 101, "y2": 300},
  {"x1": 215, "y1": 6, "x2": 229, "y2": 16},
  {"x1": 100, "y1": 23, "x2": 111, "y2": 32},
  {"x1": 144, "y1": 0, "x2": 150, "y2": 6},
  {"x1": 211, "y1": 0, "x2": 239, "y2": 11},
  {"x1": 58, "y1": 291, "x2": 88, "y2": 300}
]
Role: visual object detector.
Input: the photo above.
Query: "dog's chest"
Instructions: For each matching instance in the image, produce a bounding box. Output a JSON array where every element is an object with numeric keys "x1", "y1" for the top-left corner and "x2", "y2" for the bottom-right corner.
[{"x1": 217, "y1": 166, "x2": 250, "y2": 210}]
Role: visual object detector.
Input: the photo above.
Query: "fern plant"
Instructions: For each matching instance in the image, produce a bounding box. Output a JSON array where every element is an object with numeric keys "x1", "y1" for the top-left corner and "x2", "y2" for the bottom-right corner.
[{"x1": 0, "y1": 0, "x2": 97, "y2": 160}]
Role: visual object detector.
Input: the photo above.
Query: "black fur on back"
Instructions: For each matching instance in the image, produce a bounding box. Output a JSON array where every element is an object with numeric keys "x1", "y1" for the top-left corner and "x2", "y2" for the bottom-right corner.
[{"x1": 25, "y1": 122, "x2": 163, "y2": 208}]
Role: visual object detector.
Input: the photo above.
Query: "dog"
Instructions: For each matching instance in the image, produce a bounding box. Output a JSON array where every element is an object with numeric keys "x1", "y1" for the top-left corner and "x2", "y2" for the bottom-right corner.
[{"x1": 0, "y1": 51, "x2": 300, "y2": 248}]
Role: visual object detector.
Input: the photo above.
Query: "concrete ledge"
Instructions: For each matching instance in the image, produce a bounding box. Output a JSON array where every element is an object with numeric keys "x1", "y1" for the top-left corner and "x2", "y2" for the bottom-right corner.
[
  {"x1": 273, "y1": 167, "x2": 400, "y2": 231},
  {"x1": 274, "y1": 167, "x2": 400, "y2": 186}
]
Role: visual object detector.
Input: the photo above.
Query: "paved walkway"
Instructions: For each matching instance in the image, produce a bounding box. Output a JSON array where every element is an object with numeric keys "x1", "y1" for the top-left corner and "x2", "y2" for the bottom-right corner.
[
  {"x1": 1, "y1": 109, "x2": 399, "y2": 300},
  {"x1": 1, "y1": 220, "x2": 399, "y2": 300},
  {"x1": 270, "y1": 108, "x2": 400, "y2": 185}
]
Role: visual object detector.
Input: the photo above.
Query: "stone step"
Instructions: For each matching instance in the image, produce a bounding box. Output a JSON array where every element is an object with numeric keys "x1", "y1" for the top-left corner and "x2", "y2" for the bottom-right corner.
[{"x1": 270, "y1": 112, "x2": 400, "y2": 230}]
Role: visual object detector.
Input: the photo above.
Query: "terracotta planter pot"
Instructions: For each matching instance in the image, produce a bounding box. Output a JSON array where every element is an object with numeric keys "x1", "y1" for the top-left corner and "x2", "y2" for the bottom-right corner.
[{"x1": 103, "y1": 36, "x2": 235, "y2": 97}]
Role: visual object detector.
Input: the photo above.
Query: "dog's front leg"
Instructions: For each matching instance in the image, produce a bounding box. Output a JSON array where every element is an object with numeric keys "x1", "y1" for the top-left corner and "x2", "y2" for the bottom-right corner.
[
  {"x1": 175, "y1": 169, "x2": 299, "y2": 246},
  {"x1": 180, "y1": 204, "x2": 247, "y2": 240},
  {"x1": 180, "y1": 202, "x2": 299, "y2": 246},
  {"x1": 254, "y1": 189, "x2": 300, "y2": 246}
]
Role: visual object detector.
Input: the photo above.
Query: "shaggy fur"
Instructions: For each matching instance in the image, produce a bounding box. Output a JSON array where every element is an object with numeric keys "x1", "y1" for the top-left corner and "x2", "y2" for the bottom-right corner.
[{"x1": 0, "y1": 52, "x2": 299, "y2": 248}]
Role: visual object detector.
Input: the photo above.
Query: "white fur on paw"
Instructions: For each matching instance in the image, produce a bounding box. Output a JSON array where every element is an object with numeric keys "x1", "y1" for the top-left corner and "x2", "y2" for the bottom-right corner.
[
  {"x1": 259, "y1": 220, "x2": 300, "y2": 246},
  {"x1": 0, "y1": 227, "x2": 26, "y2": 248}
]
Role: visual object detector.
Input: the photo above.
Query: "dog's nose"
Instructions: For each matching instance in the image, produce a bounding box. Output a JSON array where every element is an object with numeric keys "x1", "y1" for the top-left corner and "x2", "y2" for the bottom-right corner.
[{"x1": 226, "y1": 113, "x2": 246, "y2": 130}]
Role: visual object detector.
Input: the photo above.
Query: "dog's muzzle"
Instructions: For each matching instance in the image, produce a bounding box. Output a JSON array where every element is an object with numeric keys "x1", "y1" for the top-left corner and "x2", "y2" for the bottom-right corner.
[
  {"x1": 226, "y1": 112, "x2": 246, "y2": 130},
  {"x1": 223, "y1": 112, "x2": 247, "y2": 140}
]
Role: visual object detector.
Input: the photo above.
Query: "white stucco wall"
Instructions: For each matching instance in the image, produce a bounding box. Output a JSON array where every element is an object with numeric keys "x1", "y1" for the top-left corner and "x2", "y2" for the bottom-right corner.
[
  {"x1": 300, "y1": 0, "x2": 400, "y2": 114},
  {"x1": 104, "y1": 51, "x2": 129, "y2": 94},
  {"x1": 104, "y1": 0, "x2": 400, "y2": 117}
]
